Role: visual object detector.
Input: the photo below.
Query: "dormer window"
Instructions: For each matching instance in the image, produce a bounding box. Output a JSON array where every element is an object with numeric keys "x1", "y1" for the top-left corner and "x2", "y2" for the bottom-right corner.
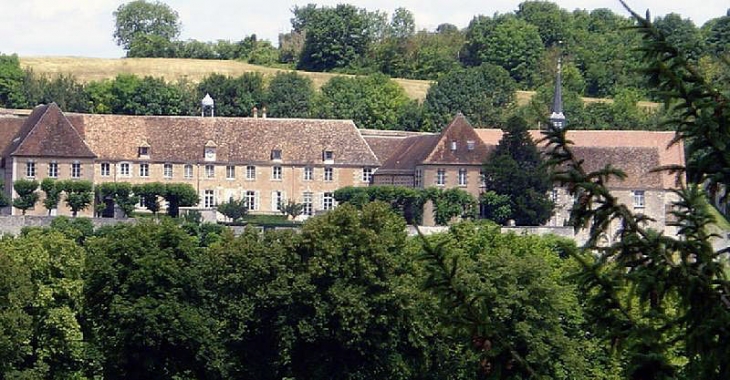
[
  {"x1": 467, "y1": 140, "x2": 475, "y2": 151},
  {"x1": 138, "y1": 143, "x2": 150, "y2": 158},
  {"x1": 271, "y1": 149, "x2": 282, "y2": 161},
  {"x1": 450, "y1": 141, "x2": 457, "y2": 151},
  {"x1": 204, "y1": 140, "x2": 217, "y2": 162},
  {"x1": 323, "y1": 150, "x2": 334, "y2": 163}
]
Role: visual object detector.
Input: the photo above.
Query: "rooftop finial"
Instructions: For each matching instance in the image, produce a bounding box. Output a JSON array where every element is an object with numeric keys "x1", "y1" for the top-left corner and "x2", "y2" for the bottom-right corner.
[{"x1": 549, "y1": 48, "x2": 566, "y2": 129}]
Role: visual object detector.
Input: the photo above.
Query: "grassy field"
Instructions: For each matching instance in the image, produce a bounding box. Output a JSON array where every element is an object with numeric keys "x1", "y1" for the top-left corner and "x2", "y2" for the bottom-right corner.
[
  {"x1": 20, "y1": 56, "x2": 432, "y2": 101},
  {"x1": 19, "y1": 56, "x2": 659, "y2": 108}
]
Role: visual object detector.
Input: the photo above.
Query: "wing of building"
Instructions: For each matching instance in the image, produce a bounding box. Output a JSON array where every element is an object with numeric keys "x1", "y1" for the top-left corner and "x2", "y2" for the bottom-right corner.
[
  {"x1": 0, "y1": 103, "x2": 379, "y2": 217},
  {"x1": 367, "y1": 113, "x2": 684, "y2": 239}
]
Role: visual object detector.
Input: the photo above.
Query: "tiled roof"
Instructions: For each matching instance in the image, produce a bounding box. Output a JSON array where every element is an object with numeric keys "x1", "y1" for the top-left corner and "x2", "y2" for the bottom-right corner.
[
  {"x1": 422, "y1": 113, "x2": 492, "y2": 165},
  {"x1": 0, "y1": 116, "x2": 25, "y2": 162},
  {"x1": 8, "y1": 103, "x2": 96, "y2": 158},
  {"x1": 376, "y1": 134, "x2": 441, "y2": 174},
  {"x1": 66, "y1": 114, "x2": 379, "y2": 166},
  {"x1": 475, "y1": 129, "x2": 683, "y2": 190},
  {"x1": 360, "y1": 129, "x2": 433, "y2": 165}
]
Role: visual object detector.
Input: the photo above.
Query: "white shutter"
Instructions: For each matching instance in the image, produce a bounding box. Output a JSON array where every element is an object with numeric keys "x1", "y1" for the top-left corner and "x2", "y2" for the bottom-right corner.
[
  {"x1": 319, "y1": 192, "x2": 324, "y2": 211},
  {"x1": 255, "y1": 191, "x2": 260, "y2": 211},
  {"x1": 271, "y1": 191, "x2": 277, "y2": 211}
]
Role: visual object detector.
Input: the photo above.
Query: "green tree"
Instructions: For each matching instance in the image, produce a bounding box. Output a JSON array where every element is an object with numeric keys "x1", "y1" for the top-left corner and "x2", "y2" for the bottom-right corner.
[
  {"x1": 479, "y1": 191, "x2": 512, "y2": 225},
  {"x1": 316, "y1": 73, "x2": 410, "y2": 129},
  {"x1": 85, "y1": 220, "x2": 221, "y2": 378},
  {"x1": 279, "y1": 200, "x2": 304, "y2": 220},
  {"x1": 58, "y1": 180, "x2": 94, "y2": 217},
  {"x1": 296, "y1": 4, "x2": 374, "y2": 71},
  {"x1": 95, "y1": 182, "x2": 139, "y2": 217},
  {"x1": 265, "y1": 71, "x2": 315, "y2": 118},
  {"x1": 703, "y1": 12, "x2": 730, "y2": 56},
  {"x1": 0, "y1": 53, "x2": 25, "y2": 107},
  {"x1": 418, "y1": 222, "x2": 609, "y2": 378},
  {"x1": 216, "y1": 197, "x2": 247, "y2": 222},
  {"x1": 542, "y1": 5, "x2": 730, "y2": 377},
  {"x1": 516, "y1": 1, "x2": 573, "y2": 47},
  {"x1": 40, "y1": 178, "x2": 61, "y2": 215},
  {"x1": 113, "y1": 0, "x2": 181, "y2": 52},
  {"x1": 197, "y1": 72, "x2": 265, "y2": 117},
  {"x1": 12, "y1": 179, "x2": 39, "y2": 215},
  {"x1": 133, "y1": 182, "x2": 165, "y2": 215},
  {"x1": 422, "y1": 63, "x2": 516, "y2": 131},
  {"x1": 0, "y1": 181, "x2": 11, "y2": 208},
  {"x1": 482, "y1": 116, "x2": 553, "y2": 225},
  {"x1": 0, "y1": 249, "x2": 33, "y2": 377},
  {"x1": 427, "y1": 187, "x2": 478, "y2": 226},
  {"x1": 654, "y1": 13, "x2": 705, "y2": 62},
  {"x1": 163, "y1": 183, "x2": 198, "y2": 217},
  {"x1": 0, "y1": 230, "x2": 88, "y2": 378},
  {"x1": 482, "y1": 17, "x2": 544, "y2": 85}
]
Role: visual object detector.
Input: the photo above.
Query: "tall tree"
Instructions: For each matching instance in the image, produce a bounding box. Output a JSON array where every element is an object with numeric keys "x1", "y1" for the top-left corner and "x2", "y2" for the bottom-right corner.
[
  {"x1": 316, "y1": 73, "x2": 410, "y2": 129},
  {"x1": 482, "y1": 116, "x2": 553, "y2": 225},
  {"x1": 113, "y1": 0, "x2": 181, "y2": 52},
  {"x1": 422, "y1": 63, "x2": 516, "y2": 131},
  {"x1": 542, "y1": 4, "x2": 730, "y2": 377},
  {"x1": 296, "y1": 4, "x2": 374, "y2": 71},
  {"x1": 12, "y1": 179, "x2": 39, "y2": 215},
  {"x1": 0, "y1": 54, "x2": 25, "y2": 107},
  {"x1": 265, "y1": 71, "x2": 315, "y2": 118}
]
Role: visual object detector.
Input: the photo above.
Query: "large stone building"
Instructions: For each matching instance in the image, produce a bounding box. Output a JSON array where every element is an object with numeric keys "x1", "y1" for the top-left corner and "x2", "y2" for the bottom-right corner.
[
  {"x1": 0, "y1": 103, "x2": 379, "y2": 217},
  {"x1": 0, "y1": 99, "x2": 685, "y2": 240}
]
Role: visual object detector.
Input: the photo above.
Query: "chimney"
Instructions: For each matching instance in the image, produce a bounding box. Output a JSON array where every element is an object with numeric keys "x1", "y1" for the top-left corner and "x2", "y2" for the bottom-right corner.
[
  {"x1": 262, "y1": 106, "x2": 267, "y2": 119},
  {"x1": 252, "y1": 106, "x2": 258, "y2": 118}
]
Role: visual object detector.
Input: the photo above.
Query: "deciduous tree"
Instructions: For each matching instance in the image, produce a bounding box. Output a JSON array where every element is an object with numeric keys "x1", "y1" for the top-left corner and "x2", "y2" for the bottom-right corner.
[{"x1": 113, "y1": 0, "x2": 181, "y2": 52}]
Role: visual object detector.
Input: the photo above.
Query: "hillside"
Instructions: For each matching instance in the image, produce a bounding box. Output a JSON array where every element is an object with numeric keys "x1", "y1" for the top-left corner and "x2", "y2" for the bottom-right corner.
[{"x1": 19, "y1": 57, "x2": 659, "y2": 108}]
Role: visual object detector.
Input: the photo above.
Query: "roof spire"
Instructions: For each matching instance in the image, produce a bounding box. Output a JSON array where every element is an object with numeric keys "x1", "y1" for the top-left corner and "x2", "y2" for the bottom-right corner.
[{"x1": 549, "y1": 53, "x2": 566, "y2": 129}]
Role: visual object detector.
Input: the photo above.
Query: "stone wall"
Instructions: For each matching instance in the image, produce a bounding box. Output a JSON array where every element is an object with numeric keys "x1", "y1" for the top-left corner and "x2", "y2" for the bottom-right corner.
[{"x1": 0, "y1": 215, "x2": 136, "y2": 236}]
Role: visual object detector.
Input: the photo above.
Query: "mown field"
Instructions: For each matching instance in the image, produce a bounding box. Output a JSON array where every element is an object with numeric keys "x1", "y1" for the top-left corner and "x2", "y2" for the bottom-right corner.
[{"x1": 19, "y1": 56, "x2": 659, "y2": 108}]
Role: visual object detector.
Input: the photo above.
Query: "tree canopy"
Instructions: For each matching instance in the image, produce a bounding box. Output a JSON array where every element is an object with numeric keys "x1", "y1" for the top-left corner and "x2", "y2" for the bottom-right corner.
[{"x1": 113, "y1": 0, "x2": 181, "y2": 51}]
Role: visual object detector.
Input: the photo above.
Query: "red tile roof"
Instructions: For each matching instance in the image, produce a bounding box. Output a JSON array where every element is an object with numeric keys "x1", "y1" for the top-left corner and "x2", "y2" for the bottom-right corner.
[
  {"x1": 8, "y1": 103, "x2": 96, "y2": 159},
  {"x1": 65, "y1": 114, "x2": 379, "y2": 166}
]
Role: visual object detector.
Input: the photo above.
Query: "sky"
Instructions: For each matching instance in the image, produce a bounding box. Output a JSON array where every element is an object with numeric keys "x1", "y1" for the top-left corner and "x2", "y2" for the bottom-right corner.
[{"x1": 0, "y1": 0, "x2": 727, "y2": 58}]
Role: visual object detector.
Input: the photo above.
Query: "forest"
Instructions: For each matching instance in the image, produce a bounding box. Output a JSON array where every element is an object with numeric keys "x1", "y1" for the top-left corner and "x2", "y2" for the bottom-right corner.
[{"x1": 1, "y1": 1, "x2": 728, "y2": 131}]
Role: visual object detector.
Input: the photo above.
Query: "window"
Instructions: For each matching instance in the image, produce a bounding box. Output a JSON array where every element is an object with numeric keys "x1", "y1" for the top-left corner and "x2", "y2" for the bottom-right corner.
[
  {"x1": 163, "y1": 163, "x2": 173, "y2": 178},
  {"x1": 415, "y1": 169, "x2": 423, "y2": 188},
  {"x1": 633, "y1": 190, "x2": 645, "y2": 208},
  {"x1": 138, "y1": 146, "x2": 149, "y2": 157},
  {"x1": 226, "y1": 165, "x2": 235, "y2": 180},
  {"x1": 184, "y1": 164, "x2": 193, "y2": 179},
  {"x1": 48, "y1": 162, "x2": 59, "y2": 178},
  {"x1": 205, "y1": 164, "x2": 215, "y2": 178},
  {"x1": 204, "y1": 189, "x2": 215, "y2": 208},
  {"x1": 25, "y1": 161, "x2": 35, "y2": 178},
  {"x1": 324, "y1": 167, "x2": 333, "y2": 181},
  {"x1": 304, "y1": 166, "x2": 313, "y2": 181},
  {"x1": 303, "y1": 191, "x2": 313, "y2": 216},
  {"x1": 246, "y1": 165, "x2": 256, "y2": 180},
  {"x1": 271, "y1": 149, "x2": 282, "y2": 161},
  {"x1": 100, "y1": 162, "x2": 109, "y2": 177},
  {"x1": 458, "y1": 168, "x2": 467, "y2": 186},
  {"x1": 119, "y1": 162, "x2": 131, "y2": 177},
  {"x1": 467, "y1": 140, "x2": 475, "y2": 151},
  {"x1": 362, "y1": 168, "x2": 373, "y2": 183},
  {"x1": 139, "y1": 163, "x2": 149, "y2": 177},
  {"x1": 272, "y1": 166, "x2": 282, "y2": 180},
  {"x1": 323, "y1": 192, "x2": 335, "y2": 210},
  {"x1": 479, "y1": 169, "x2": 486, "y2": 188},
  {"x1": 204, "y1": 146, "x2": 216, "y2": 161},
  {"x1": 437, "y1": 169, "x2": 445, "y2": 186},
  {"x1": 551, "y1": 188, "x2": 559, "y2": 203},
  {"x1": 245, "y1": 190, "x2": 257, "y2": 211},
  {"x1": 272, "y1": 190, "x2": 283, "y2": 211},
  {"x1": 71, "y1": 162, "x2": 81, "y2": 178},
  {"x1": 322, "y1": 150, "x2": 334, "y2": 163}
]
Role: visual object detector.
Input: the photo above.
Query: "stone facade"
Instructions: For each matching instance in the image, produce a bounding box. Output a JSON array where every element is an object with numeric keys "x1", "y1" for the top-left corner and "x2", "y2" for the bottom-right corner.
[{"x1": 0, "y1": 104, "x2": 379, "y2": 218}]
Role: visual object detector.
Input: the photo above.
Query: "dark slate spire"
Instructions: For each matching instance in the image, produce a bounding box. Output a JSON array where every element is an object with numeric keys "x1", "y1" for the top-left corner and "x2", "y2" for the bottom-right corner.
[{"x1": 549, "y1": 56, "x2": 566, "y2": 129}]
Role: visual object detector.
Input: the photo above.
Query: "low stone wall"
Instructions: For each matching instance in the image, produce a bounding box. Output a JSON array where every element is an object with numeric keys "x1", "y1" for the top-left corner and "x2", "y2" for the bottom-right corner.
[
  {"x1": 0, "y1": 215, "x2": 137, "y2": 236},
  {"x1": 407, "y1": 225, "x2": 581, "y2": 242}
]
